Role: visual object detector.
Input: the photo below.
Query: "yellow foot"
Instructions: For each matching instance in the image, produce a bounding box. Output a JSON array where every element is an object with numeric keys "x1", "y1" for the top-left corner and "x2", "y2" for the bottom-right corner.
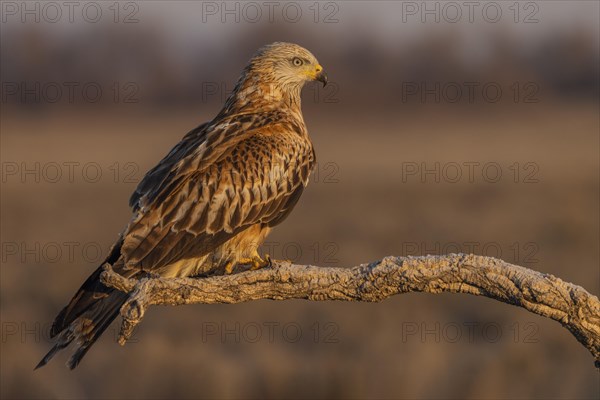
[
  {"x1": 250, "y1": 254, "x2": 272, "y2": 270},
  {"x1": 230, "y1": 254, "x2": 272, "y2": 273}
]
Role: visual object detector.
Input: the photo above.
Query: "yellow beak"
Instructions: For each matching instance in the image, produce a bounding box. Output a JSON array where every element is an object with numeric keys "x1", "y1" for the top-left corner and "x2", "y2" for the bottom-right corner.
[{"x1": 314, "y1": 64, "x2": 328, "y2": 87}]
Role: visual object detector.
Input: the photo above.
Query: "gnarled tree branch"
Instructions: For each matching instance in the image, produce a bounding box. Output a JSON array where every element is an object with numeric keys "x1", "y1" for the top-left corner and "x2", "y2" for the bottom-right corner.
[{"x1": 100, "y1": 254, "x2": 600, "y2": 367}]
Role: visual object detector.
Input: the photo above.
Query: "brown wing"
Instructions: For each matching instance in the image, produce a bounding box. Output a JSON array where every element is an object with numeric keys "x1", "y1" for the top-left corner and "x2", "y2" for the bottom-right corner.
[
  {"x1": 129, "y1": 122, "x2": 209, "y2": 211},
  {"x1": 120, "y1": 114, "x2": 314, "y2": 273}
]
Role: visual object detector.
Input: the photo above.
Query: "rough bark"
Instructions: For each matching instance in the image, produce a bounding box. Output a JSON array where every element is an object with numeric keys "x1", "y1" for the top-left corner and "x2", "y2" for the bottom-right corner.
[{"x1": 100, "y1": 254, "x2": 600, "y2": 367}]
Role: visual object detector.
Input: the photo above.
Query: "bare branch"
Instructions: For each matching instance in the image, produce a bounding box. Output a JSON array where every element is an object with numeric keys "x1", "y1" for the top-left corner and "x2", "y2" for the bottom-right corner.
[{"x1": 100, "y1": 254, "x2": 600, "y2": 366}]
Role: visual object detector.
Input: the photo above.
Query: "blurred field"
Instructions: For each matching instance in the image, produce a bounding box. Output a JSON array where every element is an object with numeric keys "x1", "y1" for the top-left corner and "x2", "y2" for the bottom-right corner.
[
  {"x1": 2, "y1": 100, "x2": 598, "y2": 399},
  {"x1": 1, "y1": 1, "x2": 599, "y2": 399}
]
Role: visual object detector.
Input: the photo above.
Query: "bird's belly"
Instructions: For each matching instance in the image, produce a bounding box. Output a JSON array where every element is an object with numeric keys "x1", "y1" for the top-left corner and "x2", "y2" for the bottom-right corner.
[
  {"x1": 160, "y1": 224, "x2": 271, "y2": 278},
  {"x1": 211, "y1": 223, "x2": 271, "y2": 265},
  {"x1": 160, "y1": 255, "x2": 209, "y2": 278}
]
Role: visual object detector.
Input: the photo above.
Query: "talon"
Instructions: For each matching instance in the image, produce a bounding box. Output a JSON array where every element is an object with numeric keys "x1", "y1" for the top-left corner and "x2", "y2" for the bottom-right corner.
[{"x1": 250, "y1": 254, "x2": 271, "y2": 271}]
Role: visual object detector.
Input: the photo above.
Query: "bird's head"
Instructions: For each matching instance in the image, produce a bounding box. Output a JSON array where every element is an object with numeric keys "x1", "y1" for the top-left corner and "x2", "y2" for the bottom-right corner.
[
  {"x1": 220, "y1": 42, "x2": 327, "y2": 115},
  {"x1": 248, "y1": 42, "x2": 328, "y2": 89}
]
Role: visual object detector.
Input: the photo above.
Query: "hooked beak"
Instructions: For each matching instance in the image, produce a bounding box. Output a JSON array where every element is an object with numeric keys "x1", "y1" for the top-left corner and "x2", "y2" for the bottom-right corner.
[{"x1": 316, "y1": 71, "x2": 328, "y2": 87}]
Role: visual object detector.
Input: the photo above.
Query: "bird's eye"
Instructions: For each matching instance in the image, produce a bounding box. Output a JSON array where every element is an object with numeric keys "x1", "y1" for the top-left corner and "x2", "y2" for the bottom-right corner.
[{"x1": 292, "y1": 57, "x2": 303, "y2": 67}]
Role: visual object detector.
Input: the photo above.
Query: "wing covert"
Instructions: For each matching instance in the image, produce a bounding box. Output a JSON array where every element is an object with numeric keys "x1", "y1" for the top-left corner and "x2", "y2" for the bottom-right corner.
[{"x1": 120, "y1": 118, "x2": 314, "y2": 273}]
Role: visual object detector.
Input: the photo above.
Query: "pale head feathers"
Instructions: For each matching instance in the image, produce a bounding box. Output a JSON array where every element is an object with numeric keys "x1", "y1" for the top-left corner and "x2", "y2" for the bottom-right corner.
[{"x1": 221, "y1": 42, "x2": 325, "y2": 114}]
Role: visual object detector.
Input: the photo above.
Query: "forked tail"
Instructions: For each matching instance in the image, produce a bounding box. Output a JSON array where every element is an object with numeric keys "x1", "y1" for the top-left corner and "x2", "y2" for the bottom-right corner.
[{"x1": 36, "y1": 238, "x2": 131, "y2": 370}]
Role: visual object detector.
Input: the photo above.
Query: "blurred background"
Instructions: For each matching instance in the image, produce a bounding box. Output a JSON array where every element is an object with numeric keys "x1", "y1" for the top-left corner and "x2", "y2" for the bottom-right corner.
[{"x1": 1, "y1": 1, "x2": 599, "y2": 398}]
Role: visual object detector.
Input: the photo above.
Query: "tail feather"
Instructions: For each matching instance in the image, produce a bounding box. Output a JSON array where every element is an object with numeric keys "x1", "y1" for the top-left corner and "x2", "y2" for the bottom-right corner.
[
  {"x1": 66, "y1": 291, "x2": 128, "y2": 369},
  {"x1": 50, "y1": 238, "x2": 124, "y2": 338},
  {"x1": 37, "y1": 289, "x2": 129, "y2": 370},
  {"x1": 49, "y1": 267, "x2": 110, "y2": 338},
  {"x1": 37, "y1": 238, "x2": 131, "y2": 369},
  {"x1": 35, "y1": 330, "x2": 75, "y2": 370}
]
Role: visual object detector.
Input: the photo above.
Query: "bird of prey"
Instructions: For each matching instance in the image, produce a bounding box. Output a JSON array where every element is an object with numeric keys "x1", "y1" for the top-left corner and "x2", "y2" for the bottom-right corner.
[{"x1": 37, "y1": 42, "x2": 327, "y2": 369}]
